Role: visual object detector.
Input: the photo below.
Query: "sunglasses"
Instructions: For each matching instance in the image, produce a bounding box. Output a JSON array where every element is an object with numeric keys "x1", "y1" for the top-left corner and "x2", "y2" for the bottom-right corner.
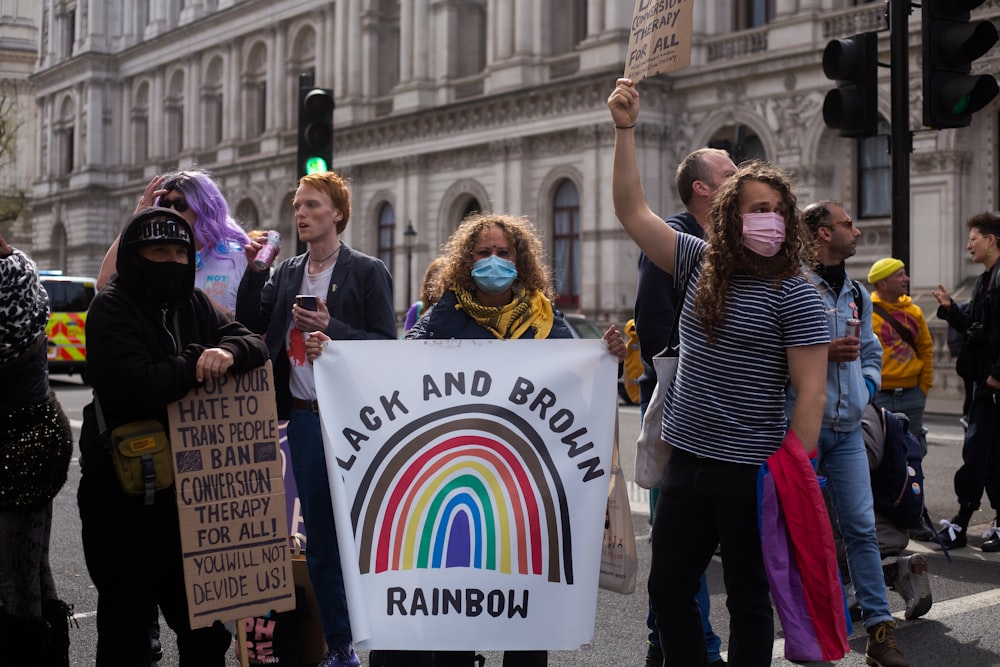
[{"x1": 160, "y1": 196, "x2": 189, "y2": 213}]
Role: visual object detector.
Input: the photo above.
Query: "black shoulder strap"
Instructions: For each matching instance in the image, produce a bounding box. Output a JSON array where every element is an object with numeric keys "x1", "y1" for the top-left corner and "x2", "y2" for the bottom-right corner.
[
  {"x1": 850, "y1": 280, "x2": 864, "y2": 313},
  {"x1": 872, "y1": 302, "x2": 916, "y2": 349}
]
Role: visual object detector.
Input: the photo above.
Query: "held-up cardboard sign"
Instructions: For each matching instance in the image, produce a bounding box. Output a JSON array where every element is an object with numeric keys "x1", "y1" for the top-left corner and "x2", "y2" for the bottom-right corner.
[
  {"x1": 624, "y1": 0, "x2": 693, "y2": 83},
  {"x1": 167, "y1": 360, "x2": 295, "y2": 629}
]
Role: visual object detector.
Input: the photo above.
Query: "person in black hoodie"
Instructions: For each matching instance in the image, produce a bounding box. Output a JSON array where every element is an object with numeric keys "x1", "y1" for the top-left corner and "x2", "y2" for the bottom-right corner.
[{"x1": 77, "y1": 207, "x2": 269, "y2": 666}]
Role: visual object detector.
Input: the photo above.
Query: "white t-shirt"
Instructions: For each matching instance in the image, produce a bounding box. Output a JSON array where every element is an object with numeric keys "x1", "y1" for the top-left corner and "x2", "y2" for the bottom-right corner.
[
  {"x1": 196, "y1": 241, "x2": 247, "y2": 313},
  {"x1": 288, "y1": 263, "x2": 335, "y2": 401}
]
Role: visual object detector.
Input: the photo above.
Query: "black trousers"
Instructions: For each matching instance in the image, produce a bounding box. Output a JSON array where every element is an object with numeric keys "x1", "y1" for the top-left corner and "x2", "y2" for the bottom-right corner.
[
  {"x1": 955, "y1": 384, "x2": 1000, "y2": 516},
  {"x1": 77, "y1": 474, "x2": 230, "y2": 667}
]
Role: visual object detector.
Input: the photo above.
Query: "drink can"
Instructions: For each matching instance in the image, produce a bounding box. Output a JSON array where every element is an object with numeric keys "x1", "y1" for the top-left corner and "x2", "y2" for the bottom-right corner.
[
  {"x1": 845, "y1": 317, "x2": 861, "y2": 339},
  {"x1": 253, "y1": 230, "x2": 280, "y2": 270}
]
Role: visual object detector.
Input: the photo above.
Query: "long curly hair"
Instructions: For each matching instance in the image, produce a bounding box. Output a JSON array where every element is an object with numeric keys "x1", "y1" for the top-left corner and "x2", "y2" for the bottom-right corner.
[
  {"x1": 158, "y1": 170, "x2": 249, "y2": 260},
  {"x1": 695, "y1": 161, "x2": 810, "y2": 342},
  {"x1": 436, "y1": 214, "x2": 555, "y2": 301}
]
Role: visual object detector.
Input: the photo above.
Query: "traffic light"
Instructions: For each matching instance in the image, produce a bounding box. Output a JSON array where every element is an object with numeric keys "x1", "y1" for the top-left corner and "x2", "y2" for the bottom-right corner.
[
  {"x1": 822, "y1": 32, "x2": 879, "y2": 138},
  {"x1": 297, "y1": 86, "x2": 334, "y2": 177},
  {"x1": 922, "y1": 0, "x2": 998, "y2": 129}
]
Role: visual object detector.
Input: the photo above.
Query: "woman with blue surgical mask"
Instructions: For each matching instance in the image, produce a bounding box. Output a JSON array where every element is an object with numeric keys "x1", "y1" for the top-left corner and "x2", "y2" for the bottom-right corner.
[{"x1": 403, "y1": 214, "x2": 625, "y2": 346}]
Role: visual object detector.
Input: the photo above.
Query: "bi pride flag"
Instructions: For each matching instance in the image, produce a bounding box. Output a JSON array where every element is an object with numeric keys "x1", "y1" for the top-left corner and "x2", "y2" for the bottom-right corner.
[{"x1": 313, "y1": 339, "x2": 618, "y2": 651}]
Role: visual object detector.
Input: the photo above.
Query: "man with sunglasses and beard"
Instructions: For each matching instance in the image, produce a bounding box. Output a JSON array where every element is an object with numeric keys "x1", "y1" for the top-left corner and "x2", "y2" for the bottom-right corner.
[{"x1": 800, "y1": 202, "x2": 908, "y2": 667}]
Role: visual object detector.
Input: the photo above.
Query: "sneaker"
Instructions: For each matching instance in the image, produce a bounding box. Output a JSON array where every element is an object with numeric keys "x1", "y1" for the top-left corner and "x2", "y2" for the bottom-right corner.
[
  {"x1": 896, "y1": 554, "x2": 932, "y2": 620},
  {"x1": 981, "y1": 525, "x2": 1000, "y2": 553},
  {"x1": 644, "y1": 643, "x2": 663, "y2": 667},
  {"x1": 319, "y1": 644, "x2": 361, "y2": 667},
  {"x1": 937, "y1": 519, "x2": 967, "y2": 549},
  {"x1": 864, "y1": 621, "x2": 908, "y2": 667}
]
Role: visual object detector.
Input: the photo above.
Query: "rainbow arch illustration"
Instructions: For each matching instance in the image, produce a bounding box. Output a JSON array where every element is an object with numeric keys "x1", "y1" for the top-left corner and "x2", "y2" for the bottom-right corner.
[{"x1": 349, "y1": 405, "x2": 575, "y2": 584}]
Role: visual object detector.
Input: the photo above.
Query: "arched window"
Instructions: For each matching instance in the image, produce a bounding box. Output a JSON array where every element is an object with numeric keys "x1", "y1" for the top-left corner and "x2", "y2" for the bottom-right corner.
[
  {"x1": 202, "y1": 57, "x2": 224, "y2": 146},
  {"x1": 552, "y1": 179, "x2": 581, "y2": 308},
  {"x1": 132, "y1": 83, "x2": 150, "y2": 163},
  {"x1": 735, "y1": 0, "x2": 773, "y2": 29},
  {"x1": 57, "y1": 97, "x2": 76, "y2": 175},
  {"x1": 234, "y1": 199, "x2": 259, "y2": 230},
  {"x1": 456, "y1": 2, "x2": 487, "y2": 77},
  {"x1": 51, "y1": 223, "x2": 68, "y2": 274},
  {"x1": 377, "y1": 202, "x2": 396, "y2": 275},
  {"x1": 459, "y1": 198, "x2": 481, "y2": 225},
  {"x1": 244, "y1": 43, "x2": 268, "y2": 138},
  {"x1": 165, "y1": 71, "x2": 185, "y2": 156},
  {"x1": 549, "y1": 0, "x2": 587, "y2": 55},
  {"x1": 708, "y1": 124, "x2": 766, "y2": 164},
  {"x1": 858, "y1": 118, "x2": 891, "y2": 219},
  {"x1": 374, "y1": 0, "x2": 400, "y2": 97}
]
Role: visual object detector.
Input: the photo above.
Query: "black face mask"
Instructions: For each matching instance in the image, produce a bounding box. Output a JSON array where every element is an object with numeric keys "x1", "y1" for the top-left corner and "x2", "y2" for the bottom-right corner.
[{"x1": 134, "y1": 256, "x2": 193, "y2": 304}]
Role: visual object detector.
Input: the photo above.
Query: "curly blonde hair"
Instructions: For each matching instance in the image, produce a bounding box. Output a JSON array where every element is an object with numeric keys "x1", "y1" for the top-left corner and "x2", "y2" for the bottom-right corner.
[
  {"x1": 436, "y1": 213, "x2": 555, "y2": 300},
  {"x1": 695, "y1": 161, "x2": 810, "y2": 342}
]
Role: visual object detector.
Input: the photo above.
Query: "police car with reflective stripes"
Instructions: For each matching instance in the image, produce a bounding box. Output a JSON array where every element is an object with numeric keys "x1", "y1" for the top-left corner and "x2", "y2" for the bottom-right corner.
[{"x1": 39, "y1": 271, "x2": 96, "y2": 376}]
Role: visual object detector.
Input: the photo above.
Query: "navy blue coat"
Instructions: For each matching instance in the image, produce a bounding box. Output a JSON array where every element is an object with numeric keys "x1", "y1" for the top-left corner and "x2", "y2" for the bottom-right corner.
[
  {"x1": 236, "y1": 243, "x2": 396, "y2": 418},
  {"x1": 405, "y1": 289, "x2": 573, "y2": 340}
]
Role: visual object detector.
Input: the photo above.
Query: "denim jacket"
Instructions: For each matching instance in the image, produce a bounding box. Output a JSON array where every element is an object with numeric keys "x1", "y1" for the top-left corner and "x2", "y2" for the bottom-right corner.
[{"x1": 787, "y1": 269, "x2": 882, "y2": 432}]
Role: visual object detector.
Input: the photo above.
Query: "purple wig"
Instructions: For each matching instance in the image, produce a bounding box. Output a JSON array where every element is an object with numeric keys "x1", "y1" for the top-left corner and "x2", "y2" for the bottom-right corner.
[{"x1": 157, "y1": 170, "x2": 250, "y2": 261}]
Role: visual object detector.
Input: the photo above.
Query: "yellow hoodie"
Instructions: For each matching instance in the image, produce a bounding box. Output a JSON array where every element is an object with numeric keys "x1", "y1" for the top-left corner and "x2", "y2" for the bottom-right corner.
[{"x1": 870, "y1": 293, "x2": 934, "y2": 394}]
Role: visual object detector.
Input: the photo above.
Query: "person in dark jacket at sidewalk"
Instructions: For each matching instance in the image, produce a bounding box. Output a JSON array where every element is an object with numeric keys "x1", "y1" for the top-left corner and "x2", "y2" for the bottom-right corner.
[
  {"x1": 236, "y1": 170, "x2": 396, "y2": 667},
  {"x1": 77, "y1": 207, "x2": 269, "y2": 666},
  {"x1": 0, "y1": 233, "x2": 74, "y2": 666},
  {"x1": 931, "y1": 212, "x2": 1000, "y2": 553}
]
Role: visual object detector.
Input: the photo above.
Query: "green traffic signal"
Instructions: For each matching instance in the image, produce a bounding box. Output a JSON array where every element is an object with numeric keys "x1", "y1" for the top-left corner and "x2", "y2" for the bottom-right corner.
[
  {"x1": 305, "y1": 157, "x2": 328, "y2": 174},
  {"x1": 921, "y1": 1, "x2": 999, "y2": 129}
]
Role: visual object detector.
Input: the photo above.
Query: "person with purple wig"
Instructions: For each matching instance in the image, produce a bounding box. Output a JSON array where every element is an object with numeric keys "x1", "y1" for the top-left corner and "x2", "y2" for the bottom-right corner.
[{"x1": 98, "y1": 171, "x2": 252, "y2": 315}]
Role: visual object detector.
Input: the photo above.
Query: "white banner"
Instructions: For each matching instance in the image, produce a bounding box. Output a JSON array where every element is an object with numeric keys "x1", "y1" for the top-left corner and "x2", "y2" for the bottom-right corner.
[{"x1": 313, "y1": 339, "x2": 618, "y2": 651}]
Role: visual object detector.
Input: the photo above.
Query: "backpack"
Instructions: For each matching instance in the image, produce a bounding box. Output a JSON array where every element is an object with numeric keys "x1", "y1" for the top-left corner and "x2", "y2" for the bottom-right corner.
[{"x1": 865, "y1": 406, "x2": 927, "y2": 530}]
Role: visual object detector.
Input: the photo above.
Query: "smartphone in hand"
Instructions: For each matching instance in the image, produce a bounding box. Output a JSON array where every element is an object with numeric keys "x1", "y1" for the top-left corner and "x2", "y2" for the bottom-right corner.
[{"x1": 295, "y1": 295, "x2": 318, "y2": 311}]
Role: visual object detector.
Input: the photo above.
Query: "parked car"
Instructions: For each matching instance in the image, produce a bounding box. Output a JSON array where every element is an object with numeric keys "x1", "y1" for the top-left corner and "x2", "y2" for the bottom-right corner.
[
  {"x1": 38, "y1": 271, "x2": 96, "y2": 376},
  {"x1": 563, "y1": 313, "x2": 635, "y2": 404}
]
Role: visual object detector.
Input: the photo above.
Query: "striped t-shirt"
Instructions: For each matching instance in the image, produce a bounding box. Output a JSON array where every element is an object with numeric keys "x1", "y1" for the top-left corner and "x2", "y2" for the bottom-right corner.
[{"x1": 661, "y1": 233, "x2": 829, "y2": 465}]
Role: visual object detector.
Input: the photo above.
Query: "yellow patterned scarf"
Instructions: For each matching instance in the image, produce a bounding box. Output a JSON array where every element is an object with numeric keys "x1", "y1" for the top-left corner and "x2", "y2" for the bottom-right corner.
[{"x1": 453, "y1": 285, "x2": 554, "y2": 340}]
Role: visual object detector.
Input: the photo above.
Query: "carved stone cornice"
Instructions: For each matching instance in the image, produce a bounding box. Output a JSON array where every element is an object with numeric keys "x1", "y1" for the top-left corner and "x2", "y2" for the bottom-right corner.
[
  {"x1": 335, "y1": 71, "x2": 620, "y2": 157},
  {"x1": 912, "y1": 150, "x2": 973, "y2": 174}
]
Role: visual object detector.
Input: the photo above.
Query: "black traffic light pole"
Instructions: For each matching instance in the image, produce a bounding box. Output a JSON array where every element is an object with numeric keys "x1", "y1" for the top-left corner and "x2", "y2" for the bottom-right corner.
[{"x1": 890, "y1": 0, "x2": 912, "y2": 268}]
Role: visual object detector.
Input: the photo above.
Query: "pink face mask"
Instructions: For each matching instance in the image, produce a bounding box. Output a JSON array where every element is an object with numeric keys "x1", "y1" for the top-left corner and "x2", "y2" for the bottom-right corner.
[{"x1": 742, "y1": 212, "x2": 786, "y2": 257}]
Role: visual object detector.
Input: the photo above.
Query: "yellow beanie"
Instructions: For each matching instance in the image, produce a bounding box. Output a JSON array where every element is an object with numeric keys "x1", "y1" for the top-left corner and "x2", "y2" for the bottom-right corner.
[{"x1": 867, "y1": 257, "x2": 904, "y2": 284}]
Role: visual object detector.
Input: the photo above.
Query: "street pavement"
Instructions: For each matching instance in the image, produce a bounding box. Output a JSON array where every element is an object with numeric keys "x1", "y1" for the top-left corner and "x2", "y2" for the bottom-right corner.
[{"x1": 48, "y1": 377, "x2": 1000, "y2": 666}]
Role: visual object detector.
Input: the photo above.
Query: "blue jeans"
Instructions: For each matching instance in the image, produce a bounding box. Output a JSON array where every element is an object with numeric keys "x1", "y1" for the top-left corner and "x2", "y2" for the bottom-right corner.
[
  {"x1": 649, "y1": 449, "x2": 772, "y2": 666},
  {"x1": 639, "y1": 389, "x2": 722, "y2": 662},
  {"x1": 874, "y1": 387, "x2": 928, "y2": 457},
  {"x1": 817, "y1": 427, "x2": 892, "y2": 630},
  {"x1": 287, "y1": 408, "x2": 352, "y2": 647}
]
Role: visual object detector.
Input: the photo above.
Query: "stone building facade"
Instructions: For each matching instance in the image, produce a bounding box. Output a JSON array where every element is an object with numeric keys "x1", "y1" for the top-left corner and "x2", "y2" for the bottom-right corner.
[{"x1": 10, "y1": 0, "x2": 1000, "y2": 399}]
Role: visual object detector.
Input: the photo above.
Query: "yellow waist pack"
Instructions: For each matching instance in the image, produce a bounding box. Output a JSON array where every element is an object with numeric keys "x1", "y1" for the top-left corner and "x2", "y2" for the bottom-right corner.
[{"x1": 109, "y1": 421, "x2": 174, "y2": 504}]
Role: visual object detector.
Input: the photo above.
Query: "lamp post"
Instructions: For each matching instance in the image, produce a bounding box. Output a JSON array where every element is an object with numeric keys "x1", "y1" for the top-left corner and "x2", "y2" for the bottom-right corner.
[{"x1": 404, "y1": 221, "x2": 417, "y2": 308}]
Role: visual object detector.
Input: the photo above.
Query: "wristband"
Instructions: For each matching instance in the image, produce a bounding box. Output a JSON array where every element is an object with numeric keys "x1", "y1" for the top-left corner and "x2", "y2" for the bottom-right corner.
[{"x1": 614, "y1": 123, "x2": 636, "y2": 130}]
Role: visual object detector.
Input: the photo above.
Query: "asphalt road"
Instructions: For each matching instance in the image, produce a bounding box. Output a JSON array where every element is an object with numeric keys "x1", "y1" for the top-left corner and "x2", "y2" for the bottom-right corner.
[{"x1": 48, "y1": 376, "x2": 1000, "y2": 666}]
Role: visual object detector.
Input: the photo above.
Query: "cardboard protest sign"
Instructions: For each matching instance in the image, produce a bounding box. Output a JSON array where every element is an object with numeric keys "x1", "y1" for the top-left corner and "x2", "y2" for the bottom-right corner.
[
  {"x1": 624, "y1": 0, "x2": 694, "y2": 82},
  {"x1": 313, "y1": 340, "x2": 618, "y2": 650},
  {"x1": 167, "y1": 360, "x2": 295, "y2": 629}
]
